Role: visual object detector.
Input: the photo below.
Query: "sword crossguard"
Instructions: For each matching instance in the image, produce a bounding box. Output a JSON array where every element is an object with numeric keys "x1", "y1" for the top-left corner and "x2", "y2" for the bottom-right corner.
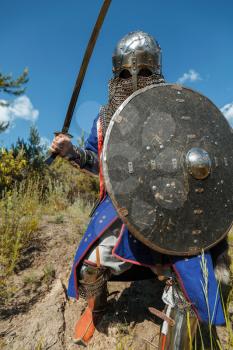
[{"x1": 54, "y1": 131, "x2": 73, "y2": 139}]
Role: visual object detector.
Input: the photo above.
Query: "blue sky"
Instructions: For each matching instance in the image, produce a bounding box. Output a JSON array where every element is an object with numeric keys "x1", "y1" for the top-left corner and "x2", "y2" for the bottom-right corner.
[{"x1": 0, "y1": 0, "x2": 233, "y2": 147}]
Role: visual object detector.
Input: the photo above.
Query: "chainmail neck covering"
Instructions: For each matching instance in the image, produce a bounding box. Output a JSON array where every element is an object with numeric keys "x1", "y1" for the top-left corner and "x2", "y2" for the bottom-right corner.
[{"x1": 99, "y1": 74, "x2": 165, "y2": 136}]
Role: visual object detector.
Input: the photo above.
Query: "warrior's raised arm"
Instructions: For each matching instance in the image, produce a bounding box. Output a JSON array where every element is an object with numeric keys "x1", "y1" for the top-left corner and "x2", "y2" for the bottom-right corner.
[{"x1": 50, "y1": 118, "x2": 99, "y2": 175}]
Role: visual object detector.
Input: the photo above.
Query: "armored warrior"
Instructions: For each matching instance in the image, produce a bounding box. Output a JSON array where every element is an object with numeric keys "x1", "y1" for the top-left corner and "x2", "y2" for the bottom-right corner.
[{"x1": 51, "y1": 31, "x2": 229, "y2": 348}]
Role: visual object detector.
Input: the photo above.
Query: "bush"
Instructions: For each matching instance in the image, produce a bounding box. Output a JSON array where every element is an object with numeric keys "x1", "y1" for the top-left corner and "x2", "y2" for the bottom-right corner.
[
  {"x1": 50, "y1": 157, "x2": 99, "y2": 203},
  {"x1": 0, "y1": 147, "x2": 27, "y2": 193},
  {"x1": 0, "y1": 179, "x2": 41, "y2": 277}
]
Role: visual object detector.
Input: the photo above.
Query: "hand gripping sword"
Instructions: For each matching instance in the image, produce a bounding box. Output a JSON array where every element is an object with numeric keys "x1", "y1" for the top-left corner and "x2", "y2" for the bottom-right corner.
[{"x1": 45, "y1": 0, "x2": 111, "y2": 165}]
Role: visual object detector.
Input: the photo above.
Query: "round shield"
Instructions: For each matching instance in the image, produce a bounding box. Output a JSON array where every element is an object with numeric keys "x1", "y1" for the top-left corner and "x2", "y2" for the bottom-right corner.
[{"x1": 102, "y1": 84, "x2": 233, "y2": 256}]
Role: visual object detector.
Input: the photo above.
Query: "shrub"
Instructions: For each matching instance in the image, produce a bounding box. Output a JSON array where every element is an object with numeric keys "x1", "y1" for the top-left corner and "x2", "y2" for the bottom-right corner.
[
  {"x1": 0, "y1": 147, "x2": 27, "y2": 193},
  {"x1": 50, "y1": 157, "x2": 99, "y2": 203},
  {"x1": 0, "y1": 179, "x2": 41, "y2": 277}
]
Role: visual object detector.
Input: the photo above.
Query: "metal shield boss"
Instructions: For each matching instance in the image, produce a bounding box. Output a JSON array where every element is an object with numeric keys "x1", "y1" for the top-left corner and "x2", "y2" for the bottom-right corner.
[{"x1": 102, "y1": 84, "x2": 233, "y2": 255}]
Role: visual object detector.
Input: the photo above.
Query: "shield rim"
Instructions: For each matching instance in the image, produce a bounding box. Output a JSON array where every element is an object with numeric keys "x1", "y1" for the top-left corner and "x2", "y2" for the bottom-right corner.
[{"x1": 102, "y1": 83, "x2": 232, "y2": 256}]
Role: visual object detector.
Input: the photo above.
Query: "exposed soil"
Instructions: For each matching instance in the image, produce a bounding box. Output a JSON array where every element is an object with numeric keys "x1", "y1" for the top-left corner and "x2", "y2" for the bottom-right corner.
[{"x1": 0, "y1": 214, "x2": 232, "y2": 350}]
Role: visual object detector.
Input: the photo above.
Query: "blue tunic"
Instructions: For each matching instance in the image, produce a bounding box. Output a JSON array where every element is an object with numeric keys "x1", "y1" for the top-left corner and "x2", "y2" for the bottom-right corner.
[{"x1": 67, "y1": 116, "x2": 225, "y2": 325}]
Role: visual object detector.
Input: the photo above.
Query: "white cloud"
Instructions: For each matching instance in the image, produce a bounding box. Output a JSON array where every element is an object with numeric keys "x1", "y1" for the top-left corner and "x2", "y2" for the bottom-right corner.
[
  {"x1": 221, "y1": 102, "x2": 233, "y2": 127},
  {"x1": 177, "y1": 69, "x2": 202, "y2": 84},
  {"x1": 0, "y1": 95, "x2": 39, "y2": 129}
]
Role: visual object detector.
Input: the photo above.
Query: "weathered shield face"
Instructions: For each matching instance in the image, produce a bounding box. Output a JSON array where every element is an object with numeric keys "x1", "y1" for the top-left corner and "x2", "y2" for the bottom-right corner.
[{"x1": 102, "y1": 84, "x2": 233, "y2": 256}]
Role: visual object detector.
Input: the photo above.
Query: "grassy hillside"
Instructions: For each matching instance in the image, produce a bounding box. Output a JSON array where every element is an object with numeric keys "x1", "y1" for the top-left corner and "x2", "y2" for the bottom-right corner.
[{"x1": 0, "y1": 147, "x2": 232, "y2": 349}]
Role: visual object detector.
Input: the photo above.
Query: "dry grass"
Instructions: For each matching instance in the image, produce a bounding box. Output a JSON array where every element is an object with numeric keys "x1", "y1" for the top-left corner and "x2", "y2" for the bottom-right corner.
[
  {"x1": 0, "y1": 174, "x2": 93, "y2": 306},
  {"x1": 0, "y1": 180, "x2": 42, "y2": 304},
  {"x1": 193, "y1": 238, "x2": 233, "y2": 350},
  {"x1": 0, "y1": 180, "x2": 41, "y2": 276},
  {"x1": 66, "y1": 197, "x2": 93, "y2": 229}
]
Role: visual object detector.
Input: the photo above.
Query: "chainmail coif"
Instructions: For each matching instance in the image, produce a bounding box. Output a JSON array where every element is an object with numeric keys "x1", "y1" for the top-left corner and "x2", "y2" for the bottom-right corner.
[{"x1": 99, "y1": 74, "x2": 165, "y2": 135}]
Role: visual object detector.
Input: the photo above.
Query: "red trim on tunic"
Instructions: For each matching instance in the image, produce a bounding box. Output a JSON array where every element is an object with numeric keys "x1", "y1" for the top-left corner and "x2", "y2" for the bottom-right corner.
[
  {"x1": 112, "y1": 224, "x2": 156, "y2": 269},
  {"x1": 97, "y1": 118, "x2": 106, "y2": 200}
]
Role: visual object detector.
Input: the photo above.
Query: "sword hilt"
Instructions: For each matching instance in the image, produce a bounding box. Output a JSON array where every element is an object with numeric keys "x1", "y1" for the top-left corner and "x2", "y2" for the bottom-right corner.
[
  {"x1": 45, "y1": 152, "x2": 57, "y2": 165},
  {"x1": 45, "y1": 131, "x2": 73, "y2": 166}
]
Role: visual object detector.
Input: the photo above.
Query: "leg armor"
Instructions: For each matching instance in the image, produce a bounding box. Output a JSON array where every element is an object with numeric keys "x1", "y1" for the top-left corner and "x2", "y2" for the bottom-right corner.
[
  {"x1": 73, "y1": 260, "x2": 111, "y2": 345},
  {"x1": 159, "y1": 282, "x2": 198, "y2": 350},
  {"x1": 73, "y1": 221, "x2": 131, "y2": 345},
  {"x1": 78, "y1": 262, "x2": 110, "y2": 311}
]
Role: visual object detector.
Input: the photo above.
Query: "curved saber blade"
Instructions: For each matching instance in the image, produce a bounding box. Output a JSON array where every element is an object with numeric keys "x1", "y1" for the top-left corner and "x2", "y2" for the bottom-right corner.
[{"x1": 46, "y1": 0, "x2": 111, "y2": 165}]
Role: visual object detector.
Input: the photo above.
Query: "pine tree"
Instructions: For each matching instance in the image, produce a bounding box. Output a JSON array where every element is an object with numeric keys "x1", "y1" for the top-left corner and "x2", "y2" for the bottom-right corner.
[
  {"x1": 28, "y1": 126, "x2": 45, "y2": 171},
  {"x1": 0, "y1": 69, "x2": 29, "y2": 133},
  {"x1": 11, "y1": 126, "x2": 46, "y2": 173}
]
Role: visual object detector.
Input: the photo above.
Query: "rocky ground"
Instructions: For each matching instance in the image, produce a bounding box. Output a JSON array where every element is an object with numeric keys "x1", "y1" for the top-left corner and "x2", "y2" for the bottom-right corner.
[{"x1": 0, "y1": 213, "x2": 232, "y2": 350}]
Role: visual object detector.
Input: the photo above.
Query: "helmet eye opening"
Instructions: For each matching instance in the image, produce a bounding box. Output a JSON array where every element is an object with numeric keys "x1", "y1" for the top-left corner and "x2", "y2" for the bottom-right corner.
[
  {"x1": 119, "y1": 69, "x2": 132, "y2": 79},
  {"x1": 138, "y1": 68, "x2": 153, "y2": 77}
]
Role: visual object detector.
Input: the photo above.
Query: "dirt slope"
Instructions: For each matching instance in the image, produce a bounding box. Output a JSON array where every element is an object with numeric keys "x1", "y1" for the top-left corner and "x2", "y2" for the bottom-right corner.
[
  {"x1": 0, "y1": 215, "x2": 164, "y2": 350},
  {"x1": 0, "y1": 214, "x2": 231, "y2": 349}
]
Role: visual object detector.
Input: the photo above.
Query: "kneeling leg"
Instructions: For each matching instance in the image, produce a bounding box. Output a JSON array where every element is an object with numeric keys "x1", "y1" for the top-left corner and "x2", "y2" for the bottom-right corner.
[{"x1": 73, "y1": 257, "x2": 110, "y2": 345}]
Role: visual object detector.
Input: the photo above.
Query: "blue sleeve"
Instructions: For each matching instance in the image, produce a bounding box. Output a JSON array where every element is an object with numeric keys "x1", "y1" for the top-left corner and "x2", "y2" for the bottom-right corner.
[{"x1": 84, "y1": 115, "x2": 99, "y2": 154}]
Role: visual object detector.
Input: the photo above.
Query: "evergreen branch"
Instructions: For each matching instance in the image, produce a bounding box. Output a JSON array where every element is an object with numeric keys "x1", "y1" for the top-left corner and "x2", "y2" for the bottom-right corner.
[{"x1": 0, "y1": 68, "x2": 29, "y2": 96}]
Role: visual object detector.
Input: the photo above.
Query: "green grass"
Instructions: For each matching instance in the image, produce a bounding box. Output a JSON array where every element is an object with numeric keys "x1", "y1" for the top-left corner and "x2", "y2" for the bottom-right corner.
[
  {"x1": 54, "y1": 214, "x2": 65, "y2": 224},
  {"x1": 23, "y1": 273, "x2": 41, "y2": 287},
  {"x1": 43, "y1": 264, "x2": 56, "y2": 286}
]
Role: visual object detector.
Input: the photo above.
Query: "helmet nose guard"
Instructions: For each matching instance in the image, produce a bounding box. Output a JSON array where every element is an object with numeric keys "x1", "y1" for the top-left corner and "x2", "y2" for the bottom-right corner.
[{"x1": 112, "y1": 31, "x2": 162, "y2": 91}]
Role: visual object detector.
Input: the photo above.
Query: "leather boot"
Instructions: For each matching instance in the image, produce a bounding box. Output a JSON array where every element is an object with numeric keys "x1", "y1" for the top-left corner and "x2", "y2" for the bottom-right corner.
[{"x1": 73, "y1": 262, "x2": 109, "y2": 346}]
